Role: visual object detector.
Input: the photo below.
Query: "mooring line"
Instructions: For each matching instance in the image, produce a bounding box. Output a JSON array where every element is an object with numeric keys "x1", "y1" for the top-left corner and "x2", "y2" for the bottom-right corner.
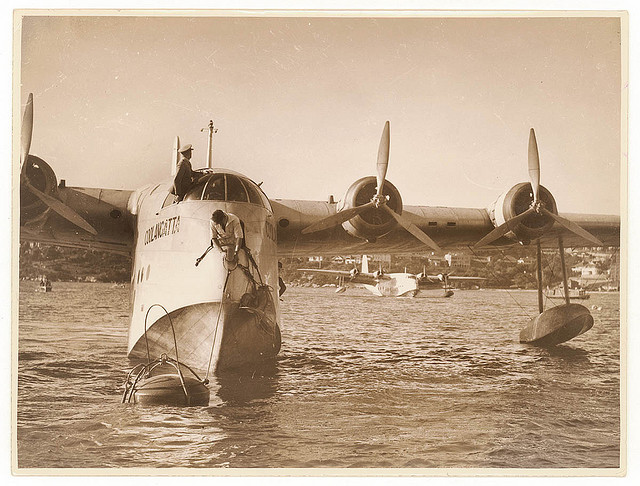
[
  {"x1": 466, "y1": 245, "x2": 533, "y2": 319},
  {"x1": 205, "y1": 265, "x2": 232, "y2": 382}
]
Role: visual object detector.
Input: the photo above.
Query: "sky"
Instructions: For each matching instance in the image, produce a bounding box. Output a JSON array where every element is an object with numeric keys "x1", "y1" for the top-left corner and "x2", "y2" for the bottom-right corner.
[{"x1": 17, "y1": 12, "x2": 624, "y2": 214}]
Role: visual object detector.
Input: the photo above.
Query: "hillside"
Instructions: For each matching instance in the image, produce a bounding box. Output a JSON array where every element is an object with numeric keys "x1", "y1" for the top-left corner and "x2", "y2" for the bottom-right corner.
[{"x1": 19, "y1": 243, "x2": 132, "y2": 283}]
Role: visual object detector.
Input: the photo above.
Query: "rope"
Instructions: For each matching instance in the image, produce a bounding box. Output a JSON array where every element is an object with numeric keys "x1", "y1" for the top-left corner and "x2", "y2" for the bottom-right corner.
[
  {"x1": 143, "y1": 304, "x2": 181, "y2": 365},
  {"x1": 205, "y1": 266, "x2": 231, "y2": 381},
  {"x1": 466, "y1": 244, "x2": 533, "y2": 319},
  {"x1": 540, "y1": 247, "x2": 563, "y2": 310}
]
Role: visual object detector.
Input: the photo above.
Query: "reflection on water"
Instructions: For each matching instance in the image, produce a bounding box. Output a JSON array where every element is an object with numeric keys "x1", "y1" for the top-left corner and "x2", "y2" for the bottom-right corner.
[
  {"x1": 16, "y1": 282, "x2": 621, "y2": 469},
  {"x1": 215, "y1": 367, "x2": 280, "y2": 406}
]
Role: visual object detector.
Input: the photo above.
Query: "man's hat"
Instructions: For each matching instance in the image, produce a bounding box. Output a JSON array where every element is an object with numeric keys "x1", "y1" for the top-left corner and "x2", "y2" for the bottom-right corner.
[{"x1": 178, "y1": 144, "x2": 193, "y2": 154}]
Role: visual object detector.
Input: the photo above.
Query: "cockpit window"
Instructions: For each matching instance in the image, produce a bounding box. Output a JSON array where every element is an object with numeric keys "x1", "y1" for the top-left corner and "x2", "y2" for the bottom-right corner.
[
  {"x1": 162, "y1": 193, "x2": 175, "y2": 208},
  {"x1": 184, "y1": 180, "x2": 207, "y2": 202},
  {"x1": 172, "y1": 172, "x2": 271, "y2": 210},
  {"x1": 202, "y1": 174, "x2": 225, "y2": 201},
  {"x1": 226, "y1": 174, "x2": 249, "y2": 203},
  {"x1": 255, "y1": 184, "x2": 272, "y2": 210},
  {"x1": 243, "y1": 179, "x2": 263, "y2": 206}
]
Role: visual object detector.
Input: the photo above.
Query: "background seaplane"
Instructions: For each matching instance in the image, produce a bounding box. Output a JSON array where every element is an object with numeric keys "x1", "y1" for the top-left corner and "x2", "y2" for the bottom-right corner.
[
  {"x1": 19, "y1": 93, "x2": 620, "y2": 378},
  {"x1": 417, "y1": 271, "x2": 485, "y2": 298},
  {"x1": 300, "y1": 255, "x2": 420, "y2": 297},
  {"x1": 299, "y1": 256, "x2": 484, "y2": 297}
]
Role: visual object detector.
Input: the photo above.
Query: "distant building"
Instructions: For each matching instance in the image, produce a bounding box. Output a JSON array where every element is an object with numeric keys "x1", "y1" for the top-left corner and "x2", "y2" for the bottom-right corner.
[
  {"x1": 445, "y1": 253, "x2": 471, "y2": 269},
  {"x1": 571, "y1": 264, "x2": 600, "y2": 277},
  {"x1": 609, "y1": 253, "x2": 620, "y2": 288},
  {"x1": 426, "y1": 255, "x2": 448, "y2": 267}
]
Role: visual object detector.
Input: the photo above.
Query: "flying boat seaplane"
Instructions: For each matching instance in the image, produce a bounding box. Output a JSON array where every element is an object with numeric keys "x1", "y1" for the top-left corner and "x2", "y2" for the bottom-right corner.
[
  {"x1": 299, "y1": 255, "x2": 420, "y2": 297},
  {"x1": 299, "y1": 257, "x2": 484, "y2": 298},
  {"x1": 19, "y1": 93, "x2": 620, "y2": 394},
  {"x1": 416, "y1": 269, "x2": 485, "y2": 298}
]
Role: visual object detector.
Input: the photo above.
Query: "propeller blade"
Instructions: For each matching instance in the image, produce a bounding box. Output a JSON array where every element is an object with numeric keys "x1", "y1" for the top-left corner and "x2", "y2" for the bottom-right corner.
[
  {"x1": 528, "y1": 128, "x2": 541, "y2": 203},
  {"x1": 381, "y1": 205, "x2": 442, "y2": 253},
  {"x1": 473, "y1": 207, "x2": 536, "y2": 248},
  {"x1": 26, "y1": 182, "x2": 98, "y2": 235},
  {"x1": 540, "y1": 208, "x2": 603, "y2": 246},
  {"x1": 301, "y1": 201, "x2": 376, "y2": 234},
  {"x1": 21, "y1": 93, "x2": 34, "y2": 167},
  {"x1": 376, "y1": 121, "x2": 390, "y2": 198}
]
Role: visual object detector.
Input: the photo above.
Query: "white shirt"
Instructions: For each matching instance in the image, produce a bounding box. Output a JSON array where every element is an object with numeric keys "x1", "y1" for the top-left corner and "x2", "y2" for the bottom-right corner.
[{"x1": 210, "y1": 213, "x2": 243, "y2": 247}]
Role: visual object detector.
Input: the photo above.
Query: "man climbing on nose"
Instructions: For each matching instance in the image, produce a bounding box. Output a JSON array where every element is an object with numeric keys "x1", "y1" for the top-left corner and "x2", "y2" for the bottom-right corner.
[{"x1": 195, "y1": 209, "x2": 245, "y2": 266}]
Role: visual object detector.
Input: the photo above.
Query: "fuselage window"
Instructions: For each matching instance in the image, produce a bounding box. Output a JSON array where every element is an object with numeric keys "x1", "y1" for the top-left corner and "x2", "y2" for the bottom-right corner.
[
  {"x1": 226, "y1": 174, "x2": 249, "y2": 203},
  {"x1": 202, "y1": 174, "x2": 226, "y2": 201}
]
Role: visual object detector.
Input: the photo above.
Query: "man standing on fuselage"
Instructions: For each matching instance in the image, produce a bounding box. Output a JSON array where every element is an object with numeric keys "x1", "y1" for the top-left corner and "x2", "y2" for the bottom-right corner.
[{"x1": 171, "y1": 144, "x2": 195, "y2": 202}]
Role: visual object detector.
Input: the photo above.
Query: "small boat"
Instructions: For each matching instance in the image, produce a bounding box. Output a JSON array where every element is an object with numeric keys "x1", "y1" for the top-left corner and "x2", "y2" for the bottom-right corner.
[
  {"x1": 36, "y1": 281, "x2": 52, "y2": 292},
  {"x1": 548, "y1": 288, "x2": 590, "y2": 300}
]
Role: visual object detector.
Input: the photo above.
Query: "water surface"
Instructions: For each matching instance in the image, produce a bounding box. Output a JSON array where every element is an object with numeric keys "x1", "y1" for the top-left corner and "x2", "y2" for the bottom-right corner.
[{"x1": 17, "y1": 282, "x2": 621, "y2": 470}]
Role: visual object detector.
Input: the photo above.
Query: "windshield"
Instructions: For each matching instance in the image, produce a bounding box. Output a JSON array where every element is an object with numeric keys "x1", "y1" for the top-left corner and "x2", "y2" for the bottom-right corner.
[{"x1": 182, "y1": 172, "x2": 271, "y2": 210}]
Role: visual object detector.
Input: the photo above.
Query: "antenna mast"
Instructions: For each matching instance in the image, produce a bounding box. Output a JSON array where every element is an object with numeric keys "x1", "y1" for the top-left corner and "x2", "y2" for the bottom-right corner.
[{"x1": 201, "y1": 120, "x2": 218, "y2": 168}]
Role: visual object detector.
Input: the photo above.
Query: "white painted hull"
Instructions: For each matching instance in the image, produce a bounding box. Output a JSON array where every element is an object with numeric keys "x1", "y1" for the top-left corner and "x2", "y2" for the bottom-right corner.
[
  {"x1": 127, "y1": 181, "x2": 281, "y2": 374},
  {"x1": 363, "y1": 273, "x2": 419, "y2": 297}
]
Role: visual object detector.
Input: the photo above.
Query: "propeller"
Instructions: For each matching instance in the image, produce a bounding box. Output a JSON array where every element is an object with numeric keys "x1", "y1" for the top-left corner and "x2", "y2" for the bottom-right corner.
[
  {"x1": 301, "y1": 122, "x2": 442, "y2": 252},
  {"x1": 20, "y1": 93, "x2": 34, "y2": 168},
  {"x1": 539, "y1": 208, "x2": 603, "y2": 246},
  {"x1": 474, "y1": 128, "x2": 602, "y2": 248},
  {"x1": 474, "y1": 206, "x2": 536, "y2": 248},
  {"x1": 375, "y1": 120, "x2": 390, "y2": 200},
  {"x1": 527, "y1": 128, "x2": 540, "y2": 204},
  {"x1": 380, "y1": 205, "x2": 441, "y2": 251},
  {"x1": 20, "y1": 93, "x2": 98, "y2": 235},
  {"x1": 300, "y1": 200, "x2": 376, "y2": 234}
]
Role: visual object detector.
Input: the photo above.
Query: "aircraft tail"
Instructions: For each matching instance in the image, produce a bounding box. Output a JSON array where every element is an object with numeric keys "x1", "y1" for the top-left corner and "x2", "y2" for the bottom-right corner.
[{"x1": 362, "y1": 255, "x2": 369, "y2": 274}]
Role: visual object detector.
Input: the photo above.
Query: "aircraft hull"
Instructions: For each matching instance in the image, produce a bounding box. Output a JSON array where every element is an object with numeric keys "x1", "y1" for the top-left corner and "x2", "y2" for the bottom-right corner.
[
  {"x1": 128, "y1": 299, "x2": 281, "y2": 372},
  {"x1": 127, "y1": 182, "x2": 280, "y2": 374},
  {"x1": 368, "y1": 273, "x2": 419, "y2": 297}
]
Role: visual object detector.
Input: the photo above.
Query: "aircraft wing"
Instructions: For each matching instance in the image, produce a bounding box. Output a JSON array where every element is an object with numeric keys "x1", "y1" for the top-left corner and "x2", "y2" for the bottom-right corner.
[
  {"x1": 20, "y1": 184, "x2": 135, "y2": 255},
  {"x1": 297, "y1": 268, "x2": 384, "y2": 285},
  {"x1": 272, "y1": 199, "x2": 620, "y2": 257},
  {"x1": 18, "y1": 94, "x2": 136, "y2": 255},
  {"x1": 271, "y1": 123, "x2": 619, "y2": 257},
  {"x1": 420, "y1": 275, "x2": 486, "y2": 284},
  {"x1": 418, "y1": 274, "x2": 485, "y2": 289}
]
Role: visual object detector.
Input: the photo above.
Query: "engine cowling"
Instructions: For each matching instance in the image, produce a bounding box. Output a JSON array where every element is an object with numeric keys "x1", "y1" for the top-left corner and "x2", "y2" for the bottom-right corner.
[
  {"x1": 488, "y1": 182, "x2": 558, "y2": 244},
  {"x1": 20, "y1": 155, "x2": 58, "y2": 225},
  {"x1": 340, "y1": 176, "x2": 403, "y2": 242}
]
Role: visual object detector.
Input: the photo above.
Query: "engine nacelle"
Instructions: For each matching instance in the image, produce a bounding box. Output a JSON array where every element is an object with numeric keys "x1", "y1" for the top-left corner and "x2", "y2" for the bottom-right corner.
[
  {"x1": 488, "y1": 182, "x2": 558, "y2": 244},
  {"x1": 20, "y1": 155, "x2": 58, "y2": 226},
  {"x1": 340, "y1": 176, "x2": 403, "y2": 242}
]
